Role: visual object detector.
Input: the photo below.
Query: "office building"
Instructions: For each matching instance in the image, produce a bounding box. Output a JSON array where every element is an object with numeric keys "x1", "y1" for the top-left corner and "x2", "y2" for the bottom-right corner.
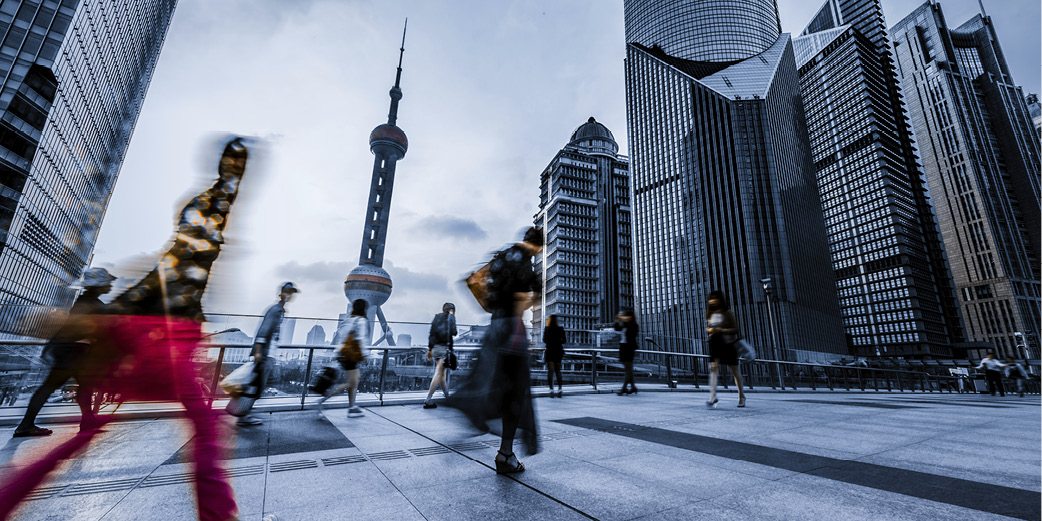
[
  {"x1": 0, "y1": 0, "x2": 177, "y2": 337},
  {"x1": 794, "y1": 0, "x2": 963, "y2": 358},
  {"x1": 891, "y1": 2, "x2": 1041, "y2": 358},
  {"x1": 533, "y1": 117, "x2": 633, "y2": 345},
  {"x1": 624, "y1": 0, "x2": 847, "y2": 363},
  {"x1": 306, "y1": 324, "x2": 326, "y2": 346}
]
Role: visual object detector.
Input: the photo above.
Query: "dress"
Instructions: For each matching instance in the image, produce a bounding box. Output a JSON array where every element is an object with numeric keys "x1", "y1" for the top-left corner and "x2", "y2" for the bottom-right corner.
[
  {"x1": 614, "y1": 321, "x2": 639, "y2": 363},
  {"x1": 543, "y1": 325, "x2": 565, "y2": 364},
  {"x1": 707, "y1": 311, "x2": 739, "y2": 365}
]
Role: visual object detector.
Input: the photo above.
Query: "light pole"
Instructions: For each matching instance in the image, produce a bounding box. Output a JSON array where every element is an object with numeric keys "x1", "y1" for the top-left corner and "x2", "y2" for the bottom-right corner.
[{"x1": 761, "y1": 277, "x2": 784, "y2": 388}]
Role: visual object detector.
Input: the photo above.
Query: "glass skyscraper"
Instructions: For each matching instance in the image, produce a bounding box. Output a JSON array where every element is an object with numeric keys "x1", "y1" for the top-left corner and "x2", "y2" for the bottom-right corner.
[
  {"x1": 624, "y1": 0, "x2": 846, "y2": 363},
  {"x1": 0, "y1": 0, "x2": 176, "y2": 337},
  {"x1": 891, "y1": 3, "x2": 1041, "y2": 359},
  {"x1": 533, "y1": 117, "x2": 633, "y2": 345},
  {"x1": 794, "y1": 0, "x2": 963, "y2": 358}
]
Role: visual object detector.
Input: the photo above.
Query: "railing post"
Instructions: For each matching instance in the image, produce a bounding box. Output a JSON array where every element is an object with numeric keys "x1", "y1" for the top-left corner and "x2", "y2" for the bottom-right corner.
[
  {"x1": 378, "y1": 348, "x2": 390, "y2": 405},
  {"x1": 776, "y1": 361, "x2": 784, "y2": 390},
  {"x1": 843, "y1": 368, "x2": 850, "y2": 391},
  {"x1": 809, "y1": 365, "x2": 816, "y2": 390},
  {"x1": 857, "y1": 368, "x2": 865, "y2": 391},
  {"x1": 591, "y1": 350, "x2": 598, "y2": 390},
  {"x1": 207, "y1": 347, "x2": 225, "y2": 407},
  {"x1": 872, "y1": 369, "x2": 879, "y2": 391},
  {"x1": 665, "y1": 354, "x2": 676, "y2": 388},
  {"x1": 300, "y1": 347, "x2": 314, "y2": 409},
  {"x1": 825, "y1": 366, "x2": 833, "y2": 390},
  {"x1": 896, "y1": 371, "x2": 904, "y2": 392}
]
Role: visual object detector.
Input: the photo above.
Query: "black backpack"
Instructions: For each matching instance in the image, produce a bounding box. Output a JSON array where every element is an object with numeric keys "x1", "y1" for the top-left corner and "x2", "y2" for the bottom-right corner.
[{"x1": 429, "y1": 312, "x2": 452, "y2": 346}]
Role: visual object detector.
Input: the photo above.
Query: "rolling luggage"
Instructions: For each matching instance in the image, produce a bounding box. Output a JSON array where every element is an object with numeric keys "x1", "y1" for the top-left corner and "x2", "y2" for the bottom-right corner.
[{"x1": 309, "y1": 366, "x2": 338, "y2": 396}]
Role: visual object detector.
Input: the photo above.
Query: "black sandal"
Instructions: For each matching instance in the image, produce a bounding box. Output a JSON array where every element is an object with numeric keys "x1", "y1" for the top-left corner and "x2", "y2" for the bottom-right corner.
[
  {"x1": 495, "y1": 450, "x2": 524, "y2": 474},
  {"x1": 13, "y1": 426, "x2": 53, "y2": 437}
]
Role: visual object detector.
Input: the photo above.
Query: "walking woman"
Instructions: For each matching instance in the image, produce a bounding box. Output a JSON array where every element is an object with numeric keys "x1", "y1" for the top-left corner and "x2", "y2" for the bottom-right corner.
[
  {"x1": 322, "y1": 299, "x2": 370, "y2": 417},
  {"x1": 705, "y1": 291, "x2": 746, "y2": 408},
  {"x1": 543, "y1": 315, "x2": 566, "y2": 397},
  {"x1": 423, "y1": 302, "x2": 457, "y2": 408},
  {"x1": 614, "y1": 310, "x2": 639, "y2": 395}
]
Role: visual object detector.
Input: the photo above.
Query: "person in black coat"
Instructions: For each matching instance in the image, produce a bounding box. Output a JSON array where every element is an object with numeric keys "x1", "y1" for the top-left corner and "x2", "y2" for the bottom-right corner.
[
  {"x1": 614, "y1": 310, "x2": 639, "y2": 395},
  {"x1": 543, "y1": 315, "x2": 566, "y2": 398}
]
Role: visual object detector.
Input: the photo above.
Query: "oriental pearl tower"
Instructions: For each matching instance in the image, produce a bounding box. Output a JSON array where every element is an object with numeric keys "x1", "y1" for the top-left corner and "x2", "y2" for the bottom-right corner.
[{"x1": 343, "y1": 21, "x2": 409, "y2": 346}]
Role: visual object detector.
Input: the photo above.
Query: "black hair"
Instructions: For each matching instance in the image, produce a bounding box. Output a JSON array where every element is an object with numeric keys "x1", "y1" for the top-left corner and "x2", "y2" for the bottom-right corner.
[
  {"x1": 443, "y1": 302, "x2": 455, "y2": 313},
  {"x1": 548, "y1": 314, "x2": 559, "y2": 327},
  {"x1": 523, "y1": 226, "x2": 544, "y2": 247},
  {"x1": 706, "y1": 290, "x2": 730, "y2": 318},
  {"x1": 351, "y1": 299, "x2": 368, "y2": 317}
]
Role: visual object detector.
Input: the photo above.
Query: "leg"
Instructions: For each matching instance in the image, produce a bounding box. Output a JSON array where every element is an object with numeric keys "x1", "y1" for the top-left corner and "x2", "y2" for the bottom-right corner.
[
  {"x1": 708, "y1": 362, "x2": 719, "y2": 403},
  {"x1": 554, "y1": 363, "x2": 563, "y2": 391},
  {"x1": 546, "y1": 362, "x2": 556, "y2": 392},
  {"x1": 441, "y1": 369, "x2": 450, "y2": 398},
  {"x1": 346, "y1": 369, "x2": 360, "y2": 408},
  {"x1": 425, "y1": 359, "x2": 445, "y2": 402},
  {"x1": 730, "y1": 365, "x2": 745, "y2": 405},
  {"x1": 74, "y1": 377, "x2": 98, "y2": 430},
  {"x1": 624, "y1": 362, "x2": 635, "y2": 391},
  {"x1": 182, "y1": 389, "x2": 238, "y2": 521},
  {"x1": 17, "y1": 367, "x2": 74, "y2": 433}
]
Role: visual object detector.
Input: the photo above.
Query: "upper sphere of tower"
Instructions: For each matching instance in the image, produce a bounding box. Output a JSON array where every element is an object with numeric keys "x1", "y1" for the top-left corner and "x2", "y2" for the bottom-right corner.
[
  {"x1": 370, "y1": 123, "x2": 409, "y2": 157},
  {"x1": 568, "y1": 117, "x2": 619, "y2": 156}
]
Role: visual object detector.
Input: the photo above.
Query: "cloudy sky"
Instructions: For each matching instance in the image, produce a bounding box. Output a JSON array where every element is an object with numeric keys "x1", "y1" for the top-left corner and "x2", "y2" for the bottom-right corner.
[{"x1": 90, "y1": 0, "x2": 1040, "y2": 339}]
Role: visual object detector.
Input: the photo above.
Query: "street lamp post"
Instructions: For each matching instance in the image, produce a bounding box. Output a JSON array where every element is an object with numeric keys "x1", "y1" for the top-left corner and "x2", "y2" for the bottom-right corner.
[{"x1": 761, "y1": 277, "x2": 784, "y2": 388}]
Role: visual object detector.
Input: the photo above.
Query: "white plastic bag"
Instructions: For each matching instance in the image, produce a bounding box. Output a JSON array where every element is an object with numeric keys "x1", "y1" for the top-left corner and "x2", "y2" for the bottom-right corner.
[
  {"x1": 219, "y1": 361, "x2": 255, "y2": 396},
  {"x1": 735, "y1": 339, "x2": 756, "y2": 362}
]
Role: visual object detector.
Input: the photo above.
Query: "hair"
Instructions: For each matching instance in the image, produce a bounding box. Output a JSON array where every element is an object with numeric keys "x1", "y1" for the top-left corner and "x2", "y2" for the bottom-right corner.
[
  {"x1": 443, "y1": 302, "x2": 455, "y2": 313},
  {"x1": 619, "y1": 309, "x2": 635, "y2": 319},
  {"x1": 351, "y1": 299, "x2": 368, "y2": 317},
  {"x1": 548, "y1": 314, "x2": 559, "y2": 327},
  {"x1": 705, "y1": 290, "x2": 730, "y2": 318},
  {"x1": 523, "y1": 226, "x2": 544, "y2": 247}
]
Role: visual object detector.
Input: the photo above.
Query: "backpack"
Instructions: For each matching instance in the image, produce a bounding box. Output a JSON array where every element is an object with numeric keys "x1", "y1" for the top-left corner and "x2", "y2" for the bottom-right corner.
[{"x1": 429, "y1": 313, "x2": 452, "y2": 346}]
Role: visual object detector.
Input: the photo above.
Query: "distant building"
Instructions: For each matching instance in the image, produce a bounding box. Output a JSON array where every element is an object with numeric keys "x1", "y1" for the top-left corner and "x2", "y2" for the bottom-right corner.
[
  {"x1": 891, "y1": 3, "x2": 1041, "y2": 359},
  {"x1": 306, "y1": 324, "x2": 327, "y2": 345},
  {"x1": 1027, "y1": 93, "x2": 1041, "y2": 138},
  {"x1": 533, "y1": 117, "x2": 632, "y2": 346},
  {"x1": 396, "y1": 333, "x2": 411, "y2": 346},
  {"x1": 794, "y1": 0, "x2": 963, "y2": 358},
  {"x1": 0, "y1": 0, "x2": 178, "y2": 338},
  {"x1": 623, "y1": 0, "x2": 847, "y2": 363}
]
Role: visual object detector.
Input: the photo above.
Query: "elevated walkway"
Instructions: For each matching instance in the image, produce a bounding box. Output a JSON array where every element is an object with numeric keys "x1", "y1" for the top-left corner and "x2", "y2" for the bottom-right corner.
[{"x1": 2, "y1": 391, "x2": 1038, "y2": 520}]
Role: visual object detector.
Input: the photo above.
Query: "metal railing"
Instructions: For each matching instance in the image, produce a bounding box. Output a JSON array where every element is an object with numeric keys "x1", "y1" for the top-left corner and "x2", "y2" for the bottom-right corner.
[{"x1": 2, "y1": 336, "x2": 1037, "y2": 416}]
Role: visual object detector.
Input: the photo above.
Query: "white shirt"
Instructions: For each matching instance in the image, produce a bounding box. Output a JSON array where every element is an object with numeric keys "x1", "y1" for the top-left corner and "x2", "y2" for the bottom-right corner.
[
  {"x1": 333, "y1": 316, "x2": 371, "y2": 347},
  {"x1": 977, "y1": 358, "x2": 1005, "y2": 372}
]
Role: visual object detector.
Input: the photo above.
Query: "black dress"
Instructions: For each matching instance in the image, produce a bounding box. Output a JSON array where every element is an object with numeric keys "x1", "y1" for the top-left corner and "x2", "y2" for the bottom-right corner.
[
  {"x1": 707, "y1": 311, "x2": 739, "y2": 365},
  {"x1": 543, "y1": 325, "x2": 565, "y2": 364}
]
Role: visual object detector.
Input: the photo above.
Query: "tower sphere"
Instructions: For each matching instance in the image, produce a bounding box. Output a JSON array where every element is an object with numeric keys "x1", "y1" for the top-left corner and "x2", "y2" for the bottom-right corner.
[
  {"x1": 369, "y1": 123, "x2": 408, "y2": 158},
  {"x1": 344, "y1": 264, "x2": 392, "y2": 307}
]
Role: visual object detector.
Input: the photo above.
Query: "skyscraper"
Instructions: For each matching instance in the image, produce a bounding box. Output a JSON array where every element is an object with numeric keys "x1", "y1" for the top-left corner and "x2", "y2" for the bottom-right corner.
[
  {"x1": 624, "y1": 0, "x2": 846, "y2": 363},
  {"x1": 0, "y1": 0, "x2": 177, "y2": 337},
  {"x1": 794, "y1": 0, "x2": 963, "y2": 358},
  {"x1": 891, "y1": 3, "x2": 1041, "y2": 359},
  {"x1": 342, "y1": 23, "x2": 409, "y2": 346},
  {"x1": 533, "y1": 117, "x2": 633, "y2": 345},
  {"x1": 306, "y1": 324, "x2": 326, "y2": 346}
]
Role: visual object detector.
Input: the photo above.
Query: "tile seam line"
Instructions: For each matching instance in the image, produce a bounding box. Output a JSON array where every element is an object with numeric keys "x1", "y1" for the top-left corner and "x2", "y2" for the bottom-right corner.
[{"x1": 364, "y1": 407, "x2": 600, "y2": 521}]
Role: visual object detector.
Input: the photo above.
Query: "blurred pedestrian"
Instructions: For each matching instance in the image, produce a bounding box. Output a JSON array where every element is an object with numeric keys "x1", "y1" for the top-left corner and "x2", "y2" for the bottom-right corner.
[
  {"x1": 543, "y1": 315, "x2": 565, "y2": 397},
  {"x1": 1004, "y1": 357, "x2": 1027, "y2": 397},
  {"x1": 614, "y1": 310, "x2": 639, "y2": 395},
  {"x1": 705, "y1": 290, "x2": 746, "y2": 408},
  {"x1": 320, "y1": 299, "x2": 370, "y2": 417},
  {"x1": 234, "y1": 282, "x2": 298, "y2": 426},
  {"x1": 451, "y1": 226, "x2": 543, "y2": 474},
  {"x1": 13, "y1": 268, "x2": 115, "y2": 437},
  {"x1": 423, "y1": 302, "x2": 457, "y2": 408},
  {"x1": 976, "y1": 353, "x2": 1008, "y2": 397}
]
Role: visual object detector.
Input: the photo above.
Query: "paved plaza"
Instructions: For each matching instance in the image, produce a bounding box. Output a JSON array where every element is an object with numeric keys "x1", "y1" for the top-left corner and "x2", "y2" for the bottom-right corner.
[{"x1": 1, "y1": 389, "x2": 1039, "y2": 521}]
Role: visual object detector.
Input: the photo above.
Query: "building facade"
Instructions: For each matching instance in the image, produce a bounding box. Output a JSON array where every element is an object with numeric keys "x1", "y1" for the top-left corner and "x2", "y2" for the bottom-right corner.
[
  {"x1": 794, "y1": 0, "x2": 963, "y2": 358},
  {"x1": 624, "y1": 0, "x2": 847, "y2": 364},
  {"x1": 891, "y1": 3, "x2": 1041, "y2": 359},
  {"x1": 533, "y1": 117, "x2": 633, "y2": 346},
  {"x1": 306, "y1": 324, "x2": 327, "y2": 346},
  {"x1": 0, "y1": 0, "x2": 177, "y2": 337}
]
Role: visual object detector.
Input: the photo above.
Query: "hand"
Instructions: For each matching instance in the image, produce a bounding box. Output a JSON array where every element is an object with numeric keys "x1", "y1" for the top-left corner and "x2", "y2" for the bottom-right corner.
[{"x1": 427, "y1": 350, "x2": 432, "y2": 361}]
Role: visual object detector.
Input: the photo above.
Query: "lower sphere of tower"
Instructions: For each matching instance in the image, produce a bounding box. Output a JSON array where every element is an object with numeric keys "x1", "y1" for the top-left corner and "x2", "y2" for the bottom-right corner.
[{"x1": 344, "y1": 264, "x2": 392, "y2": 307}]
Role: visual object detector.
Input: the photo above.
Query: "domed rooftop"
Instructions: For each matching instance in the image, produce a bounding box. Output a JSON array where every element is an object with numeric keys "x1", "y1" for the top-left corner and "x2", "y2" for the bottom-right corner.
[
  {"x1": 370, "y1": 123, "x2": 409, "y2": 157},
  {"x1": 568, "y1": 117, "x2": 618, "y2": 156}
]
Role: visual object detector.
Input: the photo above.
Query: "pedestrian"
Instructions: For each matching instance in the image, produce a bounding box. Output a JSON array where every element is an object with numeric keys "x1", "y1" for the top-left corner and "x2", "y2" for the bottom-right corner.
[
  {"x1": 235, "y1": 282, "x2": 298, "y2": 426},
  {"x1": 543, "y1": 314, "x2": 566, "y2": 398},
  {"x1": 613, "y1": 310, "x2": 639, "y2": 395},
  {"x1": 320, "y1": 298, "x2": 370, "y2": 417},
  {"x1": 1004, "y1": 357, "x2": 1027, "y2": 397},
  {"x1": 705, "y1": 290, "x2": 746, "y2": 408},
  {"x1": 423, "y1": 302, "x2": 457, "y2": 409},
  {"x1": 450, "y1": 226, "x2": 543, "y2": 474},
  {"x1": 975, "y1": 353, "x2": 1008, "y2": 397},
  {"x1": 13, "y1": 268, "x2": 115, "y2": 437}
]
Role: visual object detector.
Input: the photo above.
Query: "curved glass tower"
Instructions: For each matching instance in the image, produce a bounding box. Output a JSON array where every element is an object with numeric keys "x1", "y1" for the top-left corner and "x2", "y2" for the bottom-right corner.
[{"x1": 624, "y1": 0, "x2": 781, "y2": 62}]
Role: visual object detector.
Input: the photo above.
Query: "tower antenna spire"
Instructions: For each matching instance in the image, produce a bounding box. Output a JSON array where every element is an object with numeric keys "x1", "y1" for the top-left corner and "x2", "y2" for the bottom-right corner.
[
  {"x1": 394, "y1": 18, "x2": 407, "y2": 89},
  {"x1": 387, "y1": 18, "x2": 407, "y2": 125}
]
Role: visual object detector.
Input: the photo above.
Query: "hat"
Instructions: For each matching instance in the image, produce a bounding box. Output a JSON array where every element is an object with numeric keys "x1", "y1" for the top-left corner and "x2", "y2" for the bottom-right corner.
[
  {"x1": 280, "y1": 282, "x2": 299, "y2": 294},
  {"x1": 81, "y1": 268, "x2": 116, "y2": 288}
]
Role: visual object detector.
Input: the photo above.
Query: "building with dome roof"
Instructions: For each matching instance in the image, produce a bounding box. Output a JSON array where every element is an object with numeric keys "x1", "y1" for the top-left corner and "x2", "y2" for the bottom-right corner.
[{"x1": 533, "y1": 117, "x2": 632, "y2": 345}]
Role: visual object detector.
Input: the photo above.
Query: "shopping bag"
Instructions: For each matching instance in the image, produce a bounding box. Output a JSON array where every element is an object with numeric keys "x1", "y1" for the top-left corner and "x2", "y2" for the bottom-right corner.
[
  {"x1": 218, "y1": 361, "x2": 256, "y2": 396},
  {"x1": 735, "y1": 339, "x2": 756, "y2": 362},
  {"x1": 308, "y1": 366, "x2": 338, "y2": 395}
]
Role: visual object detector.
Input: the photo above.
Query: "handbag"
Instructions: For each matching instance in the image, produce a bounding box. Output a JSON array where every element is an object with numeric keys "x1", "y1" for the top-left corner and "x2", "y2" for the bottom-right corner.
[
  {"x1": 445, "y1": 348, "x2": 458, "y2": 370},
  {"x1": 338, "y1": 331, "x2": 364, "y2": 364},
  {"x1": 465, "y1": 261, "x2": 493, "y2": 313},
  {"x1": 218, "y1": 361, "x2": 256, "y2": 396},
  {"x1": 735, "y1": 338, "x2": 756, "y2": 362}
]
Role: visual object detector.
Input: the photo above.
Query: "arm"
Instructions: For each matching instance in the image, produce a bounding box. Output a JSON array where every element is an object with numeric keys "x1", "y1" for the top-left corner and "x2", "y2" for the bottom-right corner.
[{"x1": 253, "y1": 305, "x2": 280, "y2": 360}]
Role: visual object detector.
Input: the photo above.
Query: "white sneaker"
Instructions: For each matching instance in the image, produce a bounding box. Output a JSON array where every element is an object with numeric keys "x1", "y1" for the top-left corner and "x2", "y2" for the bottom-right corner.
[
  {"x1": 237, "y1": 414, "x2": 263, "y2": 426},
  {"x1": 348, "y1": 407, "x2": 363, "y2": 417}
]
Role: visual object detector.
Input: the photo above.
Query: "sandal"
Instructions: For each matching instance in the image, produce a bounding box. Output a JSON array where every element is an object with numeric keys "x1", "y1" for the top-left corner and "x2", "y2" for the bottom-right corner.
[
  {"x1": 495, "y1": 450, "x2": 524, "y2": 474},
  {"x1": 13, "y1": 426, "x2": 53, "y2": 437}
]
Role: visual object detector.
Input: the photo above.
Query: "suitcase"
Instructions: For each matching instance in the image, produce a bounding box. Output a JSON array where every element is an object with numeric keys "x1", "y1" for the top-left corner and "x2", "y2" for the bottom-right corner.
[
  {"x1": 225, "y1": 394, "x2": 256, "y2": 417},
  {"x1": 309, "y1": 366, "x2": 338, "y2": 395}
]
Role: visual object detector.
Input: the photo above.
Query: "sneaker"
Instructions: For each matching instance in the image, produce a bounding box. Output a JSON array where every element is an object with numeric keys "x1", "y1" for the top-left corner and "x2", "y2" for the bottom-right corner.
[
  {"x1": 423, "y1": 402, "x2": 437, "y2": 409},
  {"x1": 348, "y1": 407, "x2": 364, "y2": 417},
  {"x1": 557, "y1": 390, "x2": 563, "y2": 398},
  {"x1": 13, "y1": 425, "x2": 52, "y2": 437},
  {"x1": 237, "y1": 414, "x2": 263, "y2": 426}
]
